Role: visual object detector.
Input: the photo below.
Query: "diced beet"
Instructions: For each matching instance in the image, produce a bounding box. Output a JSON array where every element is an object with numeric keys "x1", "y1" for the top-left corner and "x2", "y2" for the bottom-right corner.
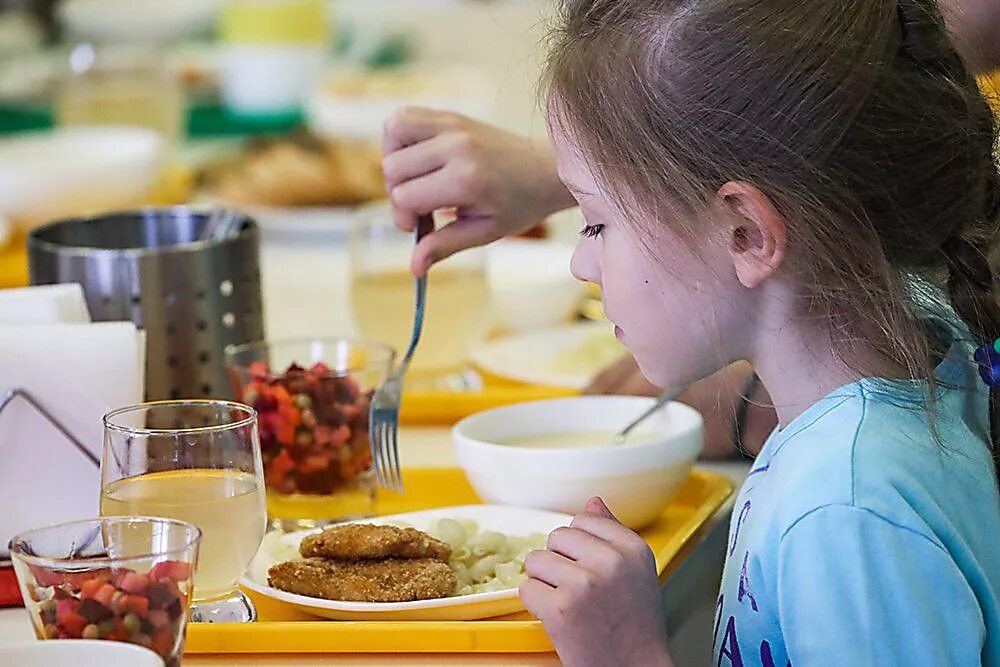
[
  {"x1": 148, "y1": 560, "x2": 191, "y2": 583},
  {"x1": 147, "y1": 609, "x2": 170, "y2": 629},
  {"x1": 165, "y1": 596, "x2": 182, "y2": 621},
  {"x1": 151, "y1": 629, "x2": 175, "y2": 657},
  {"x1": 58, "y1": 610, "x2": 87, "y2": 638},
  {"x1": 119, "y1": 571, "x2": 149, "y2": 595},
  {"x1": 78, "y1": 598, "x2": 114, "y2": 624},
  {"x1": 145, "y1": 582, "x2": 177, "y2": 611},
  {"x1": 124, "y1": 595, "x2": 150, "y2": 619},
  {"x1": 55, "y1": 598, "x2": 79, "y2": 622},
  {"x1": 80, "y1": 578, "x2": 105, "y2": 599},
  {"x1": 93, "y1": 582, "x2": 116, "y2": 607}
]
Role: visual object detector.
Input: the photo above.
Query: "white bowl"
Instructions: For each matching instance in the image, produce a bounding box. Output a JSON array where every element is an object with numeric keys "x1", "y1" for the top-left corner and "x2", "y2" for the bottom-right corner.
[
  {"x1": 486, "y1": 239, "x2": 585, "y2": 332},
  {"x1": 0, "y1": 640, "x2": 164, "y2": 667},
  {"x1": 59, "y1": 0, "x2": 221, "y2": 42},
  {"x1": 306, "y1": 66, "x2": 495, "y2": 140},
  {"x1": 453, "y1": 397, "x2": 703, "y2": 529},
  {"x1": 0, "y1": 127, "x2": 164, "y2": 232}
]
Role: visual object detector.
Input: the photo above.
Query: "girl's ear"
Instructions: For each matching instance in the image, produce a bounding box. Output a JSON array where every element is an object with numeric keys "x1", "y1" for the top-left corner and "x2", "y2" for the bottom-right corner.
[{"x1": 717, "y1": 181, "x2": 788, "y2": 288}]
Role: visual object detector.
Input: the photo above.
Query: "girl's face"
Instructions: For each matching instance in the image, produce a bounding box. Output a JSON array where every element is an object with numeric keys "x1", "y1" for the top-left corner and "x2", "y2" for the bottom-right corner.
[{"x1": 551, "y1": 125, "x2": 752, "y2": 389}]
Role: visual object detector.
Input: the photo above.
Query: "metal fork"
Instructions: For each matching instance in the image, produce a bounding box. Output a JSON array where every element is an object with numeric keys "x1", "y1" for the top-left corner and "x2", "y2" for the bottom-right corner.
[{"x1": 369, "y1": 214, "x2": 435, "y2": 491}]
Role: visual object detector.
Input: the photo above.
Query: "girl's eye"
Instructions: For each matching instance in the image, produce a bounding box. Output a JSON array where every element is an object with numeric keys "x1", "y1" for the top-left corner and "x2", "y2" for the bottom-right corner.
[{"x1": 580, "y1": 223, "x2": 605, "y2": 239}]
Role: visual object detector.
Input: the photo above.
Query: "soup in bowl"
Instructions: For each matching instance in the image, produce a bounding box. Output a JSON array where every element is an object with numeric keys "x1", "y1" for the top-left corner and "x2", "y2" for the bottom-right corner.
[{"x1": 452, "y1": 396, "x2": 703, "y2": 529}]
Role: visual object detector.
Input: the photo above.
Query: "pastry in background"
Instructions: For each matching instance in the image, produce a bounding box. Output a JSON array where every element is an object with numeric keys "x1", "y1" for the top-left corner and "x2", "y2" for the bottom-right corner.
[{"x1": 202, "y1": 133, "x2": 386, "y2": 207}]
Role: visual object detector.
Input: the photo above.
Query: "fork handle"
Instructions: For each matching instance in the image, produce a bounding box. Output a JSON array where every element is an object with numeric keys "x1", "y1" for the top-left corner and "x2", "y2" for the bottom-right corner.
[
  {"x1": 415, "y1": 213, "x2": 435, "y2": 242},
  {"x1": 399, "y1": 215, "x2": 435, "y2": 367}
]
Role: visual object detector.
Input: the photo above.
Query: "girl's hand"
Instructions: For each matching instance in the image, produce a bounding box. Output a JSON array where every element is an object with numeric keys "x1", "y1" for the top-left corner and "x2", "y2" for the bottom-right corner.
[
  {"x1": 382, "y1": 107, "x2": 576, "y2": 275},
  {"x1": 519, "y1": 497, "x2": 674, "y2": 667}
]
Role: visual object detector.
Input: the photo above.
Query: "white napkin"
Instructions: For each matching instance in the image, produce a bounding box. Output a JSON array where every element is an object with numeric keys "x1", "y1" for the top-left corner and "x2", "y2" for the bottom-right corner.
[
  {"x1": 0, "y1": 317, "x2": 144, "y2": 551},
  {"x1": 0, "y1": 283, "x2": 91, "y2": 324}
]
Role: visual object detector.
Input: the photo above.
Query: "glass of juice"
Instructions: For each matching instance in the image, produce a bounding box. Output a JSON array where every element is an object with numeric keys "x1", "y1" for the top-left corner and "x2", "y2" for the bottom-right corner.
[
  {"x1": 226, "y1": 338, "x2": 395, "y2": 531},
  {"x1": 100, "y1": 401, "x2": 266, "y2": 623},
  {"x1": 350, "y1": 203, "x2": 491, "y2": 387},
  {"x1": 55, "y1": 43, "x2": 184, "y2": 148},
  {"x1": 9, "y1": 516, "x2": 201, "y2": 667}
]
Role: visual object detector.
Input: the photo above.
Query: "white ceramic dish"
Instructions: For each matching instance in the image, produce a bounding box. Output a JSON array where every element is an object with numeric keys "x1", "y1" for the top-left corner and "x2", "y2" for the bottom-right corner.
[
  {"x1": 0, "y1": 127, "x2": 164, "y2": 232},
  {"x1": 453, "y1": 397, "x2": 704, "y2": 529},
  {"x1": 240, "y1": 505, "x2": 571, "y2": 621},
  {"x1": 58, "y1": 0, "x2": 221, "y2": 42},
  {"x1": 0, "y1": 640, "x2": 164, "y2": 667},
  {"x1": 233, "y1": 203, "x2": 354, "y2": 239},
  {"x1": 306, "y1": 66, "x2": 494, "y2": 140},
  {"x1": 486, "y1": 239, "x2": 584, "y2": 332},
  {"x1": 471, "y1": 321, "x2": 625, "y2": 389}
]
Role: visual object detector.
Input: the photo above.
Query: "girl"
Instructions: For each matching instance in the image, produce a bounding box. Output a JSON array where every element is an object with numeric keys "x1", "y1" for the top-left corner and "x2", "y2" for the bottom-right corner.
[{"x1": 386, "y1": 0, "x2": 1000, "y2": 664}]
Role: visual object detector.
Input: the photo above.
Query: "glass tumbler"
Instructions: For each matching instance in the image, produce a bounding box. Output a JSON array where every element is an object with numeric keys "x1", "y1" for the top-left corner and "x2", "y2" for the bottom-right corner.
[
  {"x1": 100, "y1": 400, "x2": 266, "y2": 623},
  {"x1": 9, "y1": 516, "x2": 201, "y2": 667},
  {"x1": 227, "y1": 338, "x2": 394, "y2": 530}
]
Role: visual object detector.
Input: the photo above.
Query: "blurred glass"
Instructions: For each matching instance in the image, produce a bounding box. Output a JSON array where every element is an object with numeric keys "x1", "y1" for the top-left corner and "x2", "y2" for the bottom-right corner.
[
  {"x1": 55, "y1": 43, "x2": 184, "y2": 147},
  {"x1": 350, "y1": 204, "x2": 491, "y2": 382}
]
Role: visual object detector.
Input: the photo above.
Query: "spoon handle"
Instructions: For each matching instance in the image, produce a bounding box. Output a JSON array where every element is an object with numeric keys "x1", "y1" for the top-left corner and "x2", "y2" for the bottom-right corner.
[{"x1": 617, "y1": 386, "x2": 682, "y2": 443}]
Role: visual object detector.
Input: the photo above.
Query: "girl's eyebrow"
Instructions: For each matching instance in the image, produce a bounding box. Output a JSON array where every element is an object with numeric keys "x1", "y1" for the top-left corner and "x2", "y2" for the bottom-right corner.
[{"x1": 565, "y1": 181, "x2": 597, "y2": 198}]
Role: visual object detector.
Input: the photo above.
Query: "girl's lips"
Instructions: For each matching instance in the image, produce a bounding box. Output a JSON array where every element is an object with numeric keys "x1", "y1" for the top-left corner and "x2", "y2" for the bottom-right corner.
[{"x1": 614, "y1": 325, "x2": 623, "y2": 339}]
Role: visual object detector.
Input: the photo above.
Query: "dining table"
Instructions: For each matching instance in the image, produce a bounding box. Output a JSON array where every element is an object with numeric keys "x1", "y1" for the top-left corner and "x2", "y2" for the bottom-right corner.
[
  {"x1": 0, "y1": 429, "x2": 746, "y2": 665},
  {"x1": 0, "y1": 169, "x2": 750, "y2": 665}
]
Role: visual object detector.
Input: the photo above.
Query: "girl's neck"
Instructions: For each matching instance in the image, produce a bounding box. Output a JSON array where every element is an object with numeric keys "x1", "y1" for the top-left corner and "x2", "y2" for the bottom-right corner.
[{"x1": 747, "y1": 285, "x2": 907, "y2": 428}]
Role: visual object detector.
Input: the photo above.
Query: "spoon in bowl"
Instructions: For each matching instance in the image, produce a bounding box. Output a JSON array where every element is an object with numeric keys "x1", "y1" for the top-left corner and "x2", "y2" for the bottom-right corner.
[{"x1": 615, "y1": 387, "x2": 681, "y2": 444}]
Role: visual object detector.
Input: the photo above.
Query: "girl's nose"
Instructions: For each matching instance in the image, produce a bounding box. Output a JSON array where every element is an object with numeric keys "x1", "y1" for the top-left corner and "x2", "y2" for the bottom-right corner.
[{"x1": 571, "y1": 240, "x2": 601, "y2": 287}]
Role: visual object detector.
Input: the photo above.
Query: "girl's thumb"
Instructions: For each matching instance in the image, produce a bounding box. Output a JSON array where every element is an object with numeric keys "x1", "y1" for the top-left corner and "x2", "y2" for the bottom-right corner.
[{"x1": 585, "y1": 496, "x2": 619, "y2": 521}]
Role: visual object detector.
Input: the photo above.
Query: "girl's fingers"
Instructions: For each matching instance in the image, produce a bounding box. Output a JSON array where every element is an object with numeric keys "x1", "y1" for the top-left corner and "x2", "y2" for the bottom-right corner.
[
  {"x1": 410, "y1": 215, "x2": 500, "y2": 275},
  {"x1": 546, "y1": 525, "x2": 621, "y2": 569},
  {"x1": 382, "y1": 133, "x2": 456, "y2": 190},
  {"x1": 569, "y1": 513, "x2": 649, "y2": 557},
  {"x1": 389, "y1": 165, "x2": 476, "y2": 217},
  {"x1": 518, "y1": 577, "x2": 556, "y2": 619},
  {"x1": 584, "y1": 496, "x2": 617, "y2": 520},
  {"x1": 523, "y1": 549, "x2": 588, "y2": 589},
  {"x1": 383, "y1": 106, "x2": 460, "y2": 155}
]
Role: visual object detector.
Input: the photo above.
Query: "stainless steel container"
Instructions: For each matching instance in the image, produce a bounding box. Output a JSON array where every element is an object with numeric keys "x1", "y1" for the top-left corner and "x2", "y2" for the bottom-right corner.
[{"x1": 28, "y1": 207, "x2": 265, "y2": 401}]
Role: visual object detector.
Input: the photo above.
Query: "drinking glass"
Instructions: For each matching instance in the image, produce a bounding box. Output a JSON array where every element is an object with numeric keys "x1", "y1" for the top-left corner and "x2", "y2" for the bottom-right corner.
[
  {"x1": 227, "y1": 338, "x2": 394, "y2": 530},
  {"x1": 349, "y1": 204, "x2": 491, "y2": 386},
  {"x1": 100, "y1": 400, "x2": 266, "y2": 623},
  {"x1": 55, "y1": 43, "x2": 184, "y2": 148},
  {"x1": 9, "y1": 516, "x2": 200, "y2": 667}
]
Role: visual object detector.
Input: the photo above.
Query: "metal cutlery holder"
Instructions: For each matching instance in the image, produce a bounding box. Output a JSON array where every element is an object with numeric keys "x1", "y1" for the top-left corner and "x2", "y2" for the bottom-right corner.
[{"x1": 28, "y1": 207, "x2": 265, "y2": 401}]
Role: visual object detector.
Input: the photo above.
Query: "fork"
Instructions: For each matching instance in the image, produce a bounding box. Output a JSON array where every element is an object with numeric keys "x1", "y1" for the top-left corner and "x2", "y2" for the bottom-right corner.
[{"x1": 369, "y1": 214, "x2": 435, "y2": 491}]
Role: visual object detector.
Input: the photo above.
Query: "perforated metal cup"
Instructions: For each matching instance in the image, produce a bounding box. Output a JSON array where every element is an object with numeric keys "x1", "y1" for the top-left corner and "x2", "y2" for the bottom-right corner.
[{"x1": 28, "y1": 207, "x2": 265, "y2": 400}]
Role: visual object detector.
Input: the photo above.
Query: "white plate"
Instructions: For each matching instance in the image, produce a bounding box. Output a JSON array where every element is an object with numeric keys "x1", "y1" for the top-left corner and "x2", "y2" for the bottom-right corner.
[
  {"x1": 0, "y1": 640, "x2": 164, "y2": 667},
  {"x1": 472, "y1": 322, "x2": 625, "y2": 390},
  {"x1": 486, "y1": 239, "x2": 584, "y2": 332},
  {"x1": 240, "y1": 505, "x2": 571, "y2": 621},
  {"x1": 234, "y1": 203, "x2": 355, "y2": 239},
  {"x1": 0, "y1": 127, "x2": 164, "y2": 232}
]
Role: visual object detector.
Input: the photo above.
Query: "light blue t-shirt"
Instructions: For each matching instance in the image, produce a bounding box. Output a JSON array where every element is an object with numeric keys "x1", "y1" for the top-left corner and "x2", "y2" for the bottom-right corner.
[{"x1": 715, "y1": 334, "x2": 1000, "y2": 666}]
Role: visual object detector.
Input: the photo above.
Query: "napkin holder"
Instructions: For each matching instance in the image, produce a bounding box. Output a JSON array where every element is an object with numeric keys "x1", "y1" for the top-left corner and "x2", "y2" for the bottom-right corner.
[{"x1": 0, "y1": 388, "x2": 99, "y2": 563}]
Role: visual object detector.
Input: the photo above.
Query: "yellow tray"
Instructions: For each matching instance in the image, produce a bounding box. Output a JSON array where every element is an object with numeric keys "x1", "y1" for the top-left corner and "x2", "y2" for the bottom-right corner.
[
  {"x1": 0, "y1": 232, "x2": 28, "y2": 289},
  {"x1": 185, "y1": 467, "x2": 733, "y2": 655},
  {"x1": 400, "y1": 381, "x2": 578, "y2": 425}
]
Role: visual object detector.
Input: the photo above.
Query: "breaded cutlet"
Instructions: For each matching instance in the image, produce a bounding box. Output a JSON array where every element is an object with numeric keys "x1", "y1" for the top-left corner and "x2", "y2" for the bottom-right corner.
[
  {"x1": 299, "y1": 524, "x2": 452, "y2": 562},
  {"x1": 268, "y1": 557, "x2": 457, "y2": 602}
]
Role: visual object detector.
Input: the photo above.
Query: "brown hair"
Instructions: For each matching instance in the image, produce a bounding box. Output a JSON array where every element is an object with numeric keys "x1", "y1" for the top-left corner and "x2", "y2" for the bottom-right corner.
[{"x1": 545, "y1": 0, "x2": 1000, "y2": 471}]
